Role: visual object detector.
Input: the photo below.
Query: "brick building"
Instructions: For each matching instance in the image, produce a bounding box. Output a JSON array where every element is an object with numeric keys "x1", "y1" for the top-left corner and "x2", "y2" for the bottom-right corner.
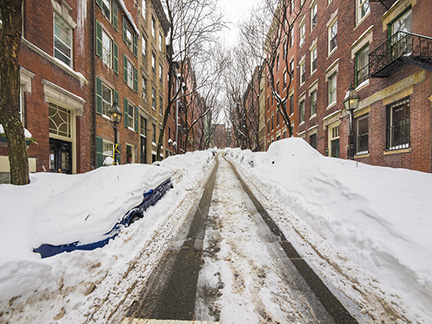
[
  {"x1": 264, "y1": 0, "x2": 432, "y2": 172},
  {"x1": 0, "y1": 0, "x2": 176, "y2": 182},
  {"x1": 213, "y1": 124, "x2": 227, "y2": 149},
  {"x1": 138, "y1": 0, "x2": 170, "y2": 163},
  {"x1": 0, "y1": 0, "x2": 92, "y2": 183}
]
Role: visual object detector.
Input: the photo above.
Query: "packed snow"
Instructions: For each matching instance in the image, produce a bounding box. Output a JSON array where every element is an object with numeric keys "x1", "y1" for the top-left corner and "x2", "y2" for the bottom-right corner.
[
  {"x1": 0, "y1": 150, "x2": 215, "y2": 322},
  {"x1": 0, "y1": 139, "x2": 431, "y2": 323},
  {"x1": 225, "y1": 138, "x2": 432, "y2": 323}
]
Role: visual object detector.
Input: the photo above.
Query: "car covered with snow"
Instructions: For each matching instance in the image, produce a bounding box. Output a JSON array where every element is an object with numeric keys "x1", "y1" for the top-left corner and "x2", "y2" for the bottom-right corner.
[{"x1": 1, "y1": 164, "x2": 172, "y2": 259}]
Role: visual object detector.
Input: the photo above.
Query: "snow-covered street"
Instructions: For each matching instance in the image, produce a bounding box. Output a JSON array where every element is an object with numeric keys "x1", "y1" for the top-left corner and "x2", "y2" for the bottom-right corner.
[
  {"x1": 195, "y1": 157, "x2": 341, "y2": 323},
  {"x1": 1, "y1": 139, "x2": 432, "y2": 323}
]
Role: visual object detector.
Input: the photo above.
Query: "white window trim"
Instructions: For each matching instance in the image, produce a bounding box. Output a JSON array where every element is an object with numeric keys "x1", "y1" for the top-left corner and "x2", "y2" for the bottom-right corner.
[
  {"x1": 325, "y1": 60, "x2": 339, "y2": 109},
  {"x1": 298, "y1": 93, "x2": 306, "y2": 124},
  {"x1": 356, "y1": 0, "x2": 370, "y2": 26},
  {"x1": 53, "y1": 13, "x2": 73, "y2": 68},
  {"x1": 326, "y1": 9, "x2": 338, "y2": 57}
]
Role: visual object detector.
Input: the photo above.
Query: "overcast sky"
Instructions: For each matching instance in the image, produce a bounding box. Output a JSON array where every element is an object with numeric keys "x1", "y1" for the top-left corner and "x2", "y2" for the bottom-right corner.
[{"x1": 217, "y1": 0, "x2": 262, "y2": 46}]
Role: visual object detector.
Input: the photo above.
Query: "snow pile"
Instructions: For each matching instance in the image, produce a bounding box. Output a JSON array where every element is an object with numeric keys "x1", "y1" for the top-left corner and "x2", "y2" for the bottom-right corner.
[
  {"x1": 0, "y1": 150, "x2": 215, "y2": 323},
  {"x1": 0, "y1": 124, "x2": 33, "y2": 139},
  {"x1": 226, "y1": 138, "x2": 432, "y2": 322},
  {"x1": 0, "y1": 164, "x2": 170, "y2": 259}
]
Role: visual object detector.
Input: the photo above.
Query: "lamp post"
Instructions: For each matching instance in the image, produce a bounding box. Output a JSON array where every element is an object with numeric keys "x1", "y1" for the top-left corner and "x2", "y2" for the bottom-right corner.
[
  {"x1": 107, "y1": 101, "x2": 122, "y2": 164},
  {"x1": 343, "y1": 84, "x2": 360, "y2": 160}
]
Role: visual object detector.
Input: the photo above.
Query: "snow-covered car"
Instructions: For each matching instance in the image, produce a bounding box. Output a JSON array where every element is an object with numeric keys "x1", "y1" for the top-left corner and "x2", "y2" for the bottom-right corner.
[{"x1": 1, "y1": 164, "x2": 173, "y2": 259}]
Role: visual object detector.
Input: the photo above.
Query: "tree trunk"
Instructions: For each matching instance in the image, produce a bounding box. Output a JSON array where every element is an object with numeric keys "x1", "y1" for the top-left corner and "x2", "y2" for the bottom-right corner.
[{"x1": 0, "y1": 0, "x2": 29, "y2": 185}]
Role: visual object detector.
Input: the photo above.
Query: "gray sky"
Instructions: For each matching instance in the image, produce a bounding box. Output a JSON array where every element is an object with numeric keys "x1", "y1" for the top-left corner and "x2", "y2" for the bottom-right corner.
[{"x1": 217, "y1": 0, "x2": 262, "y2": 46}]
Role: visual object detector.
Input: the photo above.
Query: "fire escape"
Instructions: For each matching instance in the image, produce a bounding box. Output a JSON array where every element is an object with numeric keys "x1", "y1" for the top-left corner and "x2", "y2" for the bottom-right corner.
[{"x1": 369, "y1": 31, "x2": 432, "y2": 77}]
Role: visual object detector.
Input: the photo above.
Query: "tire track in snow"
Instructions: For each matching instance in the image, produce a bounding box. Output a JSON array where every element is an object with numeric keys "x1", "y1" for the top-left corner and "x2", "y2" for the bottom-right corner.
[{"x1": 196, "y1": 156, "x2": 346, "y2": 324}]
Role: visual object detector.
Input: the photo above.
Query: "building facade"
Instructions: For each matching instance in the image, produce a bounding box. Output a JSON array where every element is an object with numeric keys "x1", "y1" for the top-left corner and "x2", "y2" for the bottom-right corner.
[
  {"x1": 0, "y1": 0, "x2": 178, "y2": 182},
  {"x1": 264, "y1": 0, "x2": 432, "y2": 173},
  {"x1": 0, "y1": 0, "x2": 93, "y2": 183}
]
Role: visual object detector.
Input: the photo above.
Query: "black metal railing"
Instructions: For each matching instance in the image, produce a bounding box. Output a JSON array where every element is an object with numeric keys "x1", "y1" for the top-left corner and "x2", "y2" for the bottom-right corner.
[{"x1": 369, "y1": 31, "x2": 432, "y2": 77}]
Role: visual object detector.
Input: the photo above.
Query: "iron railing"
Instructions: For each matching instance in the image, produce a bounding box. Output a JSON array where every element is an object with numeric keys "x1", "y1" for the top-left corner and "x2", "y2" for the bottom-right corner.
[{"x1": 369, "y1": 31, "x2": 432, "y2": 77}]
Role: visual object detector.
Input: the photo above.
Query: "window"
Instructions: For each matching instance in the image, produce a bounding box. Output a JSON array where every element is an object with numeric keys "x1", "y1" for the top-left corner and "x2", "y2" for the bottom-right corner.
[
  {"x1": 329, "y1": 19, "x2": 337, "y2": 54},
  {"x1": 126, "y1": 102, "x2": 135, "y2": 129},
  {"x1": 300, "y1": 61, "x2": 306, "y2": 85},
  {"x1": 140, "y1": 116, "x2": 147, "y2": 135},
  {"x1": 159, "y1": 32, "x2": 163, "y2": 52},
  {"x1": 277, "y1": 110, "x2": 280, "y2": 125},
  {"x1": 152, "y1": 16, "x2": 156, "y2": 38},
  {"x1": 386, "y1": 97, "x2": 410, "y2": 150},
  {"x1": 355, "y1": 45, "x2": 369, "y2": 86},
  {"x1": 311, "y1": 46, "x2": 317, "y2": 73},
  {"x1": 102, "y1": 29, "x2": 112, "y2": 67},
  {"x1": 299, "y1": 99, "x2": 305, "y2": 123},
  {"x1": 299, "y1": 20, "x2": 305, "y2": 47},
  {"x1": 391, "y1": 9, "x2": 412, "y2": 35},
  {"x1": 358, "y1": 0, "x2": 370, "y2": 23},
  {"x1": 310, "y1": 133, "x2": 317, "y2": 149},
  {"x1": 311, "y1": 2, "x2": 317, "y2": 30},
  {"x1": 142, "y1": 77, "x2": 147, "y2": 100},
  {"x1": 54, "y1": 13, "x2": 72, "y2": 66},
  {"x1": 125, "y1": 58, "x2": 134, "y2": 88},
  {"x1": 277, "y1": 81, "x2": 280, "y2": 94},
  {"x1": 276, "y1": 54, "x2": 280, "y2": 71},
  {"x1": 159, "y1": 65, "x2": 163, "y2": 84},
  {"x1": 142, "y1": 0, "x2": 146, "y2": 19},
  {"x1": 271, "y1": 115, "x2": 274, "y2": 130},
  {"x1": 328, "y1": 72, "x2": 337, "y2": 105},
  {"x1": 267, "y1": 120, "x2": 270, "y2": 134},
  {"x1": 152, "y1": 53, "x2": 156, "y2": 73},
  {"x1": 159, "y1": 96, "x2": 163, "y2": 115},
  {"x1": 354, "y1": 114, "x2": 369, "y2": 154},
  {"x1": 152, "y1": 88, "x2": 156, "y2": 109},
  {"x1": 49, "y1": 102, "x2": 71, "y2": 138},
  {"x1": 142, "y1": 37, "x2": 147, "y2": 59},
  {"x1": 290, "y1": 60, "x2": 294, "y2": 74},
  {"x1": 283, "y1": 71, "x2": 287, "y2": 89},
  {"x1": 102, "y1": 0, "x2": 111, "y2": 20},
  {"x1": 290, "y1": 28, "x2": 294, "y2": 48},
  {"x1": 102, "y1": 83, "x2": 112, "y2": 116},
  {"x1": 103, "y1": 140, "x2": 114, "y2": 163},
  {"x1": 267, "y1": 97, "x2": 270, "y2": 111},
  {"x1": 310, "y1": 90, "x2": 317, "y2": 116},
  {"x1": 125, "y1": 24, "x2": 133, "y2": 50},
  {"x1": 152, "y1": 123, "x2": 156, "y2": 142},
  {"x1": 289, "y1": 94, "x2": 294, "y2": 115}
]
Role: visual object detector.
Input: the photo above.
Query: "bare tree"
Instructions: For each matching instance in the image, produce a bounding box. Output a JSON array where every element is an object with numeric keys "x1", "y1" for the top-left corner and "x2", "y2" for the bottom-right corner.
[
  {"x1": 157, "y1": 0, "x2": 224, "y2": 158},
  {"x1": 0, "y1": 0, "x2": 29, "y2": 185},
  {"x1": 240, "y1": 0, "x2": 305, "y2": 138},
  {"x1": 223, "y1": 44, "x2": 261, "y2": 150}
]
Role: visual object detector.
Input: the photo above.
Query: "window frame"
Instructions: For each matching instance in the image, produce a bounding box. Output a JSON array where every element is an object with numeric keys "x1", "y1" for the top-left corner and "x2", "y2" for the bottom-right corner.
[
  {"x1": 354, "y1": 113, "x2": 369, "y2": 155},
  {"x1": 125, "y1": 58, "x2": 134, "y2": 88},
  {"x1": 355, "y1": 44, "x2": 369, "y2": 87},
  {"x1": 101, "y1": 82, "x2": 113, "y2": 116},
  {"x1": 53, "y1": 13, "x2": 73, "y2": 67},
  {"x1": 328, "y1": 19, "x2": 338, "y2": 55},
  {"x1": 328, "y1": 72, "x2": 337, "y2": 106},
  {"x1": 386, "y1": 97, "x2": 410, "y2": 151},
  {"x1": 101, "y1": 28, "x2": 113, "y2": 67},
  {"x1": 311, "y1": 1, "x2": 317, "y2": 31}
]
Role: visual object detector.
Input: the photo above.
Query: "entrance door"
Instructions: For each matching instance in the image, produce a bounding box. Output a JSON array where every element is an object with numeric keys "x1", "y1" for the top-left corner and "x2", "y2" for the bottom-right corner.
[{"x1": 49, "y1": 138, "x2": 72, "y2": 174}]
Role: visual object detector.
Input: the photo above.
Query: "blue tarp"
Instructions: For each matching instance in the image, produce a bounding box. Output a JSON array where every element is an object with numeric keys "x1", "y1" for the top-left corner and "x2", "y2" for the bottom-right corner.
[{"x1": 33, "y1": 178, "x2": 172, "y2": 258}]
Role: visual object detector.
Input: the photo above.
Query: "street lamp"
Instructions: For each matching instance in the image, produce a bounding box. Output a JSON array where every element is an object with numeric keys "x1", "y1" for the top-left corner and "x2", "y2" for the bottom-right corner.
[
  {"x1": 343, "y1": 84, "x2": 360, "y2": 160},
  {"x1": 107, "y1": 101, "x2": 122, "y2": 164}
]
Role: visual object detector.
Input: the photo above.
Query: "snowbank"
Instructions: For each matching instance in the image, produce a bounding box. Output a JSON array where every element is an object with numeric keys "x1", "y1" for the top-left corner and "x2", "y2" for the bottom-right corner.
[
  {"x1": 226, "y1": 138, "x2": 432, "y2": 322},
  {"x1": 0, "y1": 150, "x2": 214, "y2": 323}
]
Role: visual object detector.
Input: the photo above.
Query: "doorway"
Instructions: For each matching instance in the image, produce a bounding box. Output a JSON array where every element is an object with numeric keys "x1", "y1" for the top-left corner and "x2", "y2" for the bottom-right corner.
[{"x1": 49, "y1": 138, "x2": 72, "y2": 174}]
